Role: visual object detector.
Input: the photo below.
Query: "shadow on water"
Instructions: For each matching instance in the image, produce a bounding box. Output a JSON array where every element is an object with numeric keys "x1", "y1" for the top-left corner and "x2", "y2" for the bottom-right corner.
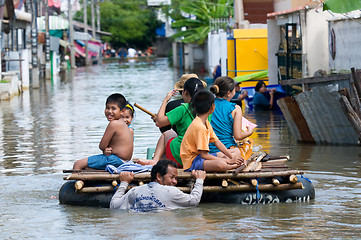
[{"x1": 0, "y1": 58, "x2": 360, "y2": 238}]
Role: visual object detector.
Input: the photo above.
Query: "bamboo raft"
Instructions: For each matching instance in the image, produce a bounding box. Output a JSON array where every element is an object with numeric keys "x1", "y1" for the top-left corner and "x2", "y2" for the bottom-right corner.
[{"x1": 59, "y1": 153, "x2": 315, "y2": 207}]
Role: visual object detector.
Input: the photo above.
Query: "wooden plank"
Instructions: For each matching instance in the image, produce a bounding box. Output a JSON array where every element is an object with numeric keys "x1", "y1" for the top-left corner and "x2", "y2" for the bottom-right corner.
[
  {"x1": 277, "y1": 96, "x2": 314, "y2": 143},
  {"x1": 338, "y1": 88, "x2": 351, "y2": 100},
  {"x1": 351, "y1": 68, "x2": 361, "y2": 99},
  {"x1": 280, "y1": 73, "x2": 351, "y2": 86},
  {"x1": 356, "y1": 70, "x2": 361, "y2": 95},
  {"x1": 339, "y1": 95, "x2": 361, "y2": 139}
]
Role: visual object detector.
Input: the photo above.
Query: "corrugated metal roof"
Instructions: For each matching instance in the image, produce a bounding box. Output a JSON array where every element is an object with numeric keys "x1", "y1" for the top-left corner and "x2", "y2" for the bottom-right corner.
[{"x1": 295, "y1": 86, "x2": 359, "y2": 144}]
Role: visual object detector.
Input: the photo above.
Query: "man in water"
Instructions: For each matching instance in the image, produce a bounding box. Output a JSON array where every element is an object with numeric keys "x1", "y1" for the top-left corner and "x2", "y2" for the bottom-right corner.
[{"x1": 110, "y1": 160, "x2": 206, "y2": 212}]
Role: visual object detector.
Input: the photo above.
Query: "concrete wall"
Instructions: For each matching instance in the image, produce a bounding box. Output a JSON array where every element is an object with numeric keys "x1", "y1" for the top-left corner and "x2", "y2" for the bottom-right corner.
[
  {"x1": 305, "y1": 9, "x2": 329, "y2": 76},
  {"x1": 208, "y1": 32, "x2": 227, "y2": 77},
  {"x1": 172, "y1": 42, "x2": 208, "y2": 73},
  {"x1": 267, "y1": 18, "x2": 280, "y2": 85},
  {"x1": 273, "y1": 0, "x2": 291, "y2": 12},
  {"x1": 273, "y1": 0, "x2": 312, "y2": 12},
  {"x1": 329, "y1": 18, "x2": 361, "y2": 72},
  {"x1": 184, "y1": 43, "x2": 206, "y2": 72},
  {"x1": 21, "y1": 49, "x2": 30, "y2": 89},
  {"x1": 0, "y1": 72, "x2": 21, "y2": 100},
  {"x1": 154, "y1": 37, "x2": 171, "y2": 57}
]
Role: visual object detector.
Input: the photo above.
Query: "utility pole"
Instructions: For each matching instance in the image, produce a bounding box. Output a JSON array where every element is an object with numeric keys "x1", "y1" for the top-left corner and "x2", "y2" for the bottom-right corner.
[
  {"x1": 45, "y1": 0, "x2": 51, "y2": 78},
  {"x1": 91, "y1": 0, "x2": 96, "y2": 38},
  {"x1": 96, "y1": 0, "x2": 100, "y2": 31},
  {"x1": 234, "y1": 0, "x2": 248, "y2": 29},
  {"x1": 0, "y1": 2, "x2": 4, "y2": 79},
  {"x1": 31, "y1": 0, "x2": 39, "y2": 87},
  {"x1": 68, "y1": 0, "x2": 76, "y2": 68},
  {"x1": 84, "y1": 0, "x2": 89, "y2": 66}
]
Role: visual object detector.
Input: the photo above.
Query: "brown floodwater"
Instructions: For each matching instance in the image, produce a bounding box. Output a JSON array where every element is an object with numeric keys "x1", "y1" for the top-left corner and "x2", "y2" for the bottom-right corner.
[{"x1": 0, "y1": 58, "x2": 360, "y2": 239}]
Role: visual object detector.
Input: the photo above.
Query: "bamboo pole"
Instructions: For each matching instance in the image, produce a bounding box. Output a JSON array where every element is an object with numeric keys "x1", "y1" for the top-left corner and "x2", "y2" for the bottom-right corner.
[
  {"x1": 227, "y1": 179, "x2": 240, "y2": 186},
  {"x1": 63, "y1": 170, "x2": 303, "y2": 181},
  {"x1": 289, "y1": 174, "x2": 298, "y2": 183},
  {"x1": 112, "y1": 180, "x2": 118, "y2": 187},
  {"x1": 222, "y1": 179, "x2": 228, "y2": 188},
  {"x1": 272, "y1": 178, "x2": 280, "y2": 186},
  {"x1": 77, "y1": 182, "x2": 304, "y2": 193},
  {"x1": 250, "y1": 179, "x2": 258, "y2": 186},
  {"x1": 178, "y1": 182, "x2": 304, "y2": 193},
  {"x1": 266, "y1": 156, "x2": 289, "y2": 161},
  {"x1": 264, "y1": 159, "x2": 288, "y2": 163},
  {"x1": 75, "y1": 180, "x2": 84, "y2": 190},
  {"x1": 77, "y1": 186, "x2": 114, "y2": 193},
  {"x1": 134, "y1": 103, "x2": 156, "y2": 117}
]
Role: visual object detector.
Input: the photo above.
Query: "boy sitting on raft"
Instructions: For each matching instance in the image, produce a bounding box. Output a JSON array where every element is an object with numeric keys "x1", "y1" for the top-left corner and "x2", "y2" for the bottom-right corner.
[
  {"x1": 73, "y1": 93, "x2": 134, "y2": 170},
  {"x1": 180, "y1": 90, "x2": 245, "y2": 172}
]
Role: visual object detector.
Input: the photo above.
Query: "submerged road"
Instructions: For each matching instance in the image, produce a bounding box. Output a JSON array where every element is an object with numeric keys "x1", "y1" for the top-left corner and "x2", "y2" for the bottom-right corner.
[{"x1": 0, "y1": 58, "x2": 360, "y2": 239}]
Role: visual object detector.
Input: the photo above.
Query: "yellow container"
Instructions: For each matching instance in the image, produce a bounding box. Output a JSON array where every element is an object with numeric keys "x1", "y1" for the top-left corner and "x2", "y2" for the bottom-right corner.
[{"x1": 227, "y1": 29, "x2": 269, "y2": 87}]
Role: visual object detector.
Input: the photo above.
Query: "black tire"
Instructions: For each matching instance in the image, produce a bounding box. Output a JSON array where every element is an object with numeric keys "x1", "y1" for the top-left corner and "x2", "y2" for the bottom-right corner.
[
  {"x1": 59, "y1": 177, "x2": 315, "y2": 207},
  {"x1": 59, "y1": 181, "x2": 114, "y2": 208}
]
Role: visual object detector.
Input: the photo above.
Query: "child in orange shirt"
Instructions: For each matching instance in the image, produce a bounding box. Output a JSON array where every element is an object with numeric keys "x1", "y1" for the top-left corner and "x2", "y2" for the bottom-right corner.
[{"x1": 180, "y1": 90, "x2": 244, "y2": 172}]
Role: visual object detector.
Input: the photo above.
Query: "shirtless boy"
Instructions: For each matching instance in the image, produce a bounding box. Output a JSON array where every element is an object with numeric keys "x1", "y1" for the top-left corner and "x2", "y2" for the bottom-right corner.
[
  {"x1": 180, "y1": 90, "x2": 244, "y2": 172},
  {"x1": 73, "y1": 93, "x2": 134, "y2": 170}
]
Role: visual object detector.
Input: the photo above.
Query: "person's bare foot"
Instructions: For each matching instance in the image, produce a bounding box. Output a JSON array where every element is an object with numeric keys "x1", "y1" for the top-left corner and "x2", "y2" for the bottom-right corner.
[{"x1": 133, "y1": 158, "x2": 156, "y2": 166}]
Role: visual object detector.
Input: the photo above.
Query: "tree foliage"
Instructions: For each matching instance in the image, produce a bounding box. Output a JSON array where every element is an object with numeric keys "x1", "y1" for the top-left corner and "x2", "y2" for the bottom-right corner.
[
  {"x1": 74, "y1": 0, "x2": 162, "y2": 49},
  {"x1": 163, "y1": 0, "x2": 233, "y2": 44}
]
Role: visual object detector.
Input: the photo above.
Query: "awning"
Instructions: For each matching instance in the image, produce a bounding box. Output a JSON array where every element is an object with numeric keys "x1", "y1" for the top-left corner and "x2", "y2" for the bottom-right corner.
[
  {"x1": 73, "y1": 31, "x2": 92, "y2": 41},
  {"x1": 323, "y1": 0, "x2": 361, "y2": 13},
  {"x1": 37, "y1": 15, "x2": 69, "y2": 30}
]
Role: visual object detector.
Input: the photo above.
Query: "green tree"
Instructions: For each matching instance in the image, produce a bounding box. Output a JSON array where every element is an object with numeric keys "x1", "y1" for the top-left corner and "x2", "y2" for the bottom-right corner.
[
  {"x1": 164, "y1": 0, "x2": 233, "y2": 44},
  {"x1": 75, "y1": 0, "x2": 162, "y2": 49}
]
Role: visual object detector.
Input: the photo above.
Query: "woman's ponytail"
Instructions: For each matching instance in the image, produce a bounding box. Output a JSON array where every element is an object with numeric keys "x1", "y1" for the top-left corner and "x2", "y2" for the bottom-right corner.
[
  {"x1": 210, "y1": 85, "x2": 219, "y2": 94},
  {"x1": 212, "y1": 76, "x2": 235, "y2": 98}
]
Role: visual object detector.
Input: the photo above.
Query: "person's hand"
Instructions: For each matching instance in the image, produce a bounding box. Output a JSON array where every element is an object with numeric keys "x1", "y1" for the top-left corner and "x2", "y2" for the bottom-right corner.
[
  {"x1": 269, "y1": 88, "x2": 276, "y2": 96},
  {"x1": 226, "y1": 156, "x2": 244, "y2": 166},
  {"x1": 239, "y1": 89, "x2": 248, "y2": 100},
  {"x1": 119, "y1": 171, "x2": 134, "y2": 183},
  {"x1": 151, "y1": 114, "x2": 158, "y2": 123},
  {"x1": 192, "y1": 170, "x2": 206, "y2": 180},
  {"x1": 104, "y1": 147, "x2": 112, "y2": 156},
  {"x1": 164, "y1": 89, "x2": 178, "y2": 102}
]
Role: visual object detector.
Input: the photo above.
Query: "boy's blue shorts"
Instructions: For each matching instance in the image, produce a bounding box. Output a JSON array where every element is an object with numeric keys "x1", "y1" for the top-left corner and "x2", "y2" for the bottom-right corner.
[
  {"x1": 88, "y1": 154, "x2": 124, "y2": 170},
  {"x1": 185, "y1": 153, "x2": 217, "y2": 172}
]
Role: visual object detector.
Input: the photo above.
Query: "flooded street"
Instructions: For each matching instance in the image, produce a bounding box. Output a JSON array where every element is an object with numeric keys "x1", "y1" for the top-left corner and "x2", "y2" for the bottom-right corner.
[{"x1": 0, "y1": 58, "x2": 360, "y2": 239}]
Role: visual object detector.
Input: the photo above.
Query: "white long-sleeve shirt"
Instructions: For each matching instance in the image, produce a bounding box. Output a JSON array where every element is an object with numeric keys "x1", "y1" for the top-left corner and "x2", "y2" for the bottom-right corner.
[{"x1": 110, "y1": 179, "x2": 204, "y2": 212}]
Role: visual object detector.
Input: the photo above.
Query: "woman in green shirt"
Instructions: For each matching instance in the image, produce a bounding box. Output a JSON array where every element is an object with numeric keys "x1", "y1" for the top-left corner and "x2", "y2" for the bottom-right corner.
[{"x1": 139, "y1": 78, "x2": 206, "y2": 167}]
